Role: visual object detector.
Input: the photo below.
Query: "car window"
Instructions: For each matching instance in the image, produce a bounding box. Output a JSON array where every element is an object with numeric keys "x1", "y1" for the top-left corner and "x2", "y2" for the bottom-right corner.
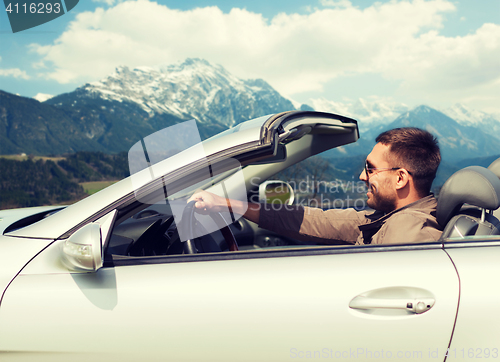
[
  {"x1": 106, "y1": 158, "x2": 248, "y2": 258},
  {"x1": 105, "y1": 150, "x2": 369, "y2": 261},
  {"x1": 270, "y1": 153, "x2": 367, "y2": 211}
]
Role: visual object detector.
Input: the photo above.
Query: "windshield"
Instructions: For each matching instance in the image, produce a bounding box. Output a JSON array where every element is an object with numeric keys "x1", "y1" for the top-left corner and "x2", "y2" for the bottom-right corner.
[{"x1": 128, "y1": 120, "x2": 248, "y2": 242}]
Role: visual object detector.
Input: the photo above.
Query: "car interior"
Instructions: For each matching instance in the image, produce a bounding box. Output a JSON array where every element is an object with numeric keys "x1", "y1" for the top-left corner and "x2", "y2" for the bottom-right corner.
[
  {"x1": 104, "y1": 115, "x2": 363, "y2": 259},
  {"x1": 104, "y1": 156, "x2": 500, "y2": 261},
  {"x1": 105, "y1": 177, "x2": 308, "y2": 258},
  {"x1": 437, "y1": 161, "x2": 500, "y2": 240},
  {"x1": 4, "y1": 155, "x2": 500, "y2": 257}
]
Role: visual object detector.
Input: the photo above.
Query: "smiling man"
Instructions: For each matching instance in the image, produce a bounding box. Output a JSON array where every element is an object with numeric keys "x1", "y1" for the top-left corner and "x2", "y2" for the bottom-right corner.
[{"x1": 190, "y1": 127, "x2": 442, "y2": 245}]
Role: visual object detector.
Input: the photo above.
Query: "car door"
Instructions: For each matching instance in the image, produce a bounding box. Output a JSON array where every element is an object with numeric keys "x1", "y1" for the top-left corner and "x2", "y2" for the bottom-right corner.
[
  {"x1": 443, "y1": 237, "x2": 500, "y2": 361},
  {"x1": 0, "y1": 241, "x2": 458, "y2": 361}
]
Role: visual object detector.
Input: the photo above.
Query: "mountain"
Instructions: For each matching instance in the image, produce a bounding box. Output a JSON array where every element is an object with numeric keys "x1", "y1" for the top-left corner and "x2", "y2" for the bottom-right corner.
[
  {"x1": 309, "y1": 97, "x2": 410, "y2": 131},
  {"x1": 45, "y1": 89, "x2": 187, "y2": 153},
  {"x1": 2, "y1": 57, "x2": 499, "y2": 162},
  {"x1": 33, "y1": 93, "x2": 54, "y2": 102},
  {"x1": 455, "y1": 154, "x2": 500, "y2": 169},
  {"x1": 327, "y1": 105, "x2": 500, "y2": 163},
  {"x1": 1, "y1": 59, "x2": 296, "y2": 155},
  {"x1": 309, "y1": 105, "x2": 499, "y2": 192},
  {"x1": 0, "y1": 88, "x2": 191, "y2": 155},
  {"x1": 0, "y1": 90, "x2": 108, "y2": 155},
  {"x1": 49, "y1": 58, "x2": 295, "y2": 129},
  {"x1": 307, "y1": 98, "x2": 500, "y2": 147},
  {"x1": 386, "y1": 106, "x2": 500, "y2": 162},
  {"x1": 441, "y1": 103, "x2": 500, "y2": 140}
]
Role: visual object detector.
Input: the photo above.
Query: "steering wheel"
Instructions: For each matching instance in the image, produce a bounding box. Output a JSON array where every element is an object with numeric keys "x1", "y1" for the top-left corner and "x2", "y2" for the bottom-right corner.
[
  {"x1": 181, "y1": 201, "x2": 238, "y2": 254},
  {"x1": 134, "y1": 209, "x2": 161, "y2": 219}
]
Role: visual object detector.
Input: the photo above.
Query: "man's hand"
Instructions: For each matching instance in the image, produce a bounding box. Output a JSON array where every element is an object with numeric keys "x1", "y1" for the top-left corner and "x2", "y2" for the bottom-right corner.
[
  {"x1": 188, "y1": 190, "x2": 229, "y2": 214},
  {"x1": 188, "y1": 190, "x2": 261, "y2": 223}
]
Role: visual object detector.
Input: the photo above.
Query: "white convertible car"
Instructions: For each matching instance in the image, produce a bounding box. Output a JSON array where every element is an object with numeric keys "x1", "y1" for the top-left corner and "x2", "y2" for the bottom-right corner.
[{"x1": 0, "y1": 111, "x2": 499, "y2": 361}]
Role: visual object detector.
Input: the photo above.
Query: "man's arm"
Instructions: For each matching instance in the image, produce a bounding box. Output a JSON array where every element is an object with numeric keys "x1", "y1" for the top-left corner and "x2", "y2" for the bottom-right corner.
[
  {"x1": 188, "y1": 191, "x2": 362, "y2": 245},
  {"x1": 188, "y1": 190, "x2": 261, "y2": 223}
]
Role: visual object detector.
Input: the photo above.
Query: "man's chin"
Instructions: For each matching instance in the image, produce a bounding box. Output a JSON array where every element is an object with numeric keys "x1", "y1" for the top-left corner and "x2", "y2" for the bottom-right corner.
[
  {"x1": 368, "y1": 196, "x2": 397, "y2": 213},
  {"x1": 366, "y1": 190, "x2": 374, "y2": 200}
]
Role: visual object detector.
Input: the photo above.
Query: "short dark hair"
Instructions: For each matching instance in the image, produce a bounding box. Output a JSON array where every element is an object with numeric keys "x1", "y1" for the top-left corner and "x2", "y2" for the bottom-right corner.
[{"x1": 376, "y1": 127, "x2": 440, "y2": 196}]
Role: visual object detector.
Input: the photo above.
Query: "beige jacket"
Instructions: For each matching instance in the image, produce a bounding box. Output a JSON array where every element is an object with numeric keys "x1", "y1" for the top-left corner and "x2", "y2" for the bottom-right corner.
[{"x1": 258, "y1": 195, "x2": 442, "y2": 245}]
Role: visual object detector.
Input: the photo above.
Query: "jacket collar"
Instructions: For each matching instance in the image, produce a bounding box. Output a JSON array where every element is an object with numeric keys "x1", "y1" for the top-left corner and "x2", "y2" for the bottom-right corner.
[{"x1": 360, "y1": 194, "x2": 437, "y2": 230}]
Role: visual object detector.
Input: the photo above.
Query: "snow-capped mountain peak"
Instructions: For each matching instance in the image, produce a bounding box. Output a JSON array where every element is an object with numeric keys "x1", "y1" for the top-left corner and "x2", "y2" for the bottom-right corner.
[
  {"x1": 33, "y1": 93, "x2": 54, "y2": 102},
  {"x1": 81, "y1": 58, "x2": 294, "y2": 127},
  {"x1": 440, "y1": 103, "x2": 500, "y2": 140},
  {"x1": 308, "y1": 96, "x2": 410, "y2": 130},
  {"x1": 441, "y1": 103, "x2": 495, "y2": 125}
]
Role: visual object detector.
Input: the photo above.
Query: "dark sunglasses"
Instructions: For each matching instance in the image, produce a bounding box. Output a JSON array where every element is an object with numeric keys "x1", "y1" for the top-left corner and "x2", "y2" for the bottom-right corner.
[{"x1": 364, "y1": 160, "x2": 412, "y2": 176}]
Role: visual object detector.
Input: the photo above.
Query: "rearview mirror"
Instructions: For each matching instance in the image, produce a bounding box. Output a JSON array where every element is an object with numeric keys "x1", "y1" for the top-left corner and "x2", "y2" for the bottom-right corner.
[
  {"x1": 259, "y1": 181, "x2": 295, "y2": 206},
  {"x1": 61, "y1": 223, "x2": 103, "y2": 272}
]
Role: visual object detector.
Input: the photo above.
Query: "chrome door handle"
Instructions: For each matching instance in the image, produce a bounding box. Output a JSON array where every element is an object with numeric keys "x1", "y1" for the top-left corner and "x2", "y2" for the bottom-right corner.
[
  {"x1": 349, "y1": 287, "x2": 436, "y2": 315},
  {"x1": 349, "y1": 296, "x2": 435, "y2": 314}
]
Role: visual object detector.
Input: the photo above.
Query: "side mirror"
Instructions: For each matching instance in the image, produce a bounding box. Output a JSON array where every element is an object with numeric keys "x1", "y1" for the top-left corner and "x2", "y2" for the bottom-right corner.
[
  {"x1": 259, "y1": 181, "x2": 295, "y2": 206},
  {"x1": 62, "y1": 223, "x2": 103, "y2": 272}
]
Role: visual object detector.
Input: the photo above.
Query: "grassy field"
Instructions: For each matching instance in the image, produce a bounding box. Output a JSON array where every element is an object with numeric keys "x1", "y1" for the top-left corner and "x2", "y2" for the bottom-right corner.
[
  {"x1": 0, "y1": 154, "x2": 65, "y2": 162},
  {"x1": 80, "y1": 180, "x2": 119, "y2": 195}
]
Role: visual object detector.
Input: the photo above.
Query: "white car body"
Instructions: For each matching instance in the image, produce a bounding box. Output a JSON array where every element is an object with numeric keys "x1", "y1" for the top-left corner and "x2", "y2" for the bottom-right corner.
[{"x1": 0, "y1": 111, "x2": 499, "y2": 361}]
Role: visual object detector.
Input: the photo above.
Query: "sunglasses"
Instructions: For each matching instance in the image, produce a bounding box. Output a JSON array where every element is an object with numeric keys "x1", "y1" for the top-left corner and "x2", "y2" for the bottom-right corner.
[{"x1": 364, "y1": 160, "x2": 412, "y2": 176}]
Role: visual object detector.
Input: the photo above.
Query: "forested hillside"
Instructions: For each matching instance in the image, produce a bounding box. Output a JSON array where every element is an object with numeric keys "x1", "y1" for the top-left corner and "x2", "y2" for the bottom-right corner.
[
  {"x1": 2, "y1": 149, "x2": 498, "y2": 210},
  {"x1": 0, "y1": 152, "x2": 129, "y2": 209}
]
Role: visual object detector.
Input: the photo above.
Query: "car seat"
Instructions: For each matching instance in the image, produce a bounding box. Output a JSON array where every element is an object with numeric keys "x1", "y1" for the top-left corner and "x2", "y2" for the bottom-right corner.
[
  {"x1": 488, "y1": 157, "x2": 500, "y2": 220},
  {"x1": 437, "y1": 166, "x2": 500, "y2": 240},
  {"x1": 488, "y1": 157, "x2": 500, "y2": 178}
]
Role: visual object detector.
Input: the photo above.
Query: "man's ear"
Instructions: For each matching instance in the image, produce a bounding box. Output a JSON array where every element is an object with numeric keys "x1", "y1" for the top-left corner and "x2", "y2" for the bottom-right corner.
[{"x1": 394, "y1": 169, "x2": 411, "y2": 190}]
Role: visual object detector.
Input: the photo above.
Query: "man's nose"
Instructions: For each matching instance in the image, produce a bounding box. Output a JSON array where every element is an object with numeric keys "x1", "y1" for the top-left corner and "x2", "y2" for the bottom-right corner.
[{"x1": 359, "y1": 168, "x2": 367, "y2": 181}]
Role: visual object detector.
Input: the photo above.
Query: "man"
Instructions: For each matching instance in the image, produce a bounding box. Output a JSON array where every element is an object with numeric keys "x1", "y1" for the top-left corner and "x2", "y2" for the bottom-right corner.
[{"x1": 189, "y1": 127, "x2": 442, "y2": 245}]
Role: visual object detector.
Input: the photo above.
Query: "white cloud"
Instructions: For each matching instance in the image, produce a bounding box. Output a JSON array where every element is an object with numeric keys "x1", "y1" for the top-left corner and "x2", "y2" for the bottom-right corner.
[
  {"x1": 320, "y1": 0, "x2": 352, "y2": 8},
  {"x1": 92, "y1": 0, "x2": 119, "y2": 5},
  {"x1": 377, "y1": 23, "x2": 500, "y2": 108},
  {"x1": 28, "y1": 0, "x2": 500, "y2": 111},
  {"x1": 0, "y1": 68, "x2": 30, "y2": 79}
]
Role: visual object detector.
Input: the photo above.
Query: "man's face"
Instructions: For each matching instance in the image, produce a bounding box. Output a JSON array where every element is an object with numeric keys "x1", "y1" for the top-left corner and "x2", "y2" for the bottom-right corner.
[{"x1": 359, "y1": 143, "x2": 398, "y2": 212}]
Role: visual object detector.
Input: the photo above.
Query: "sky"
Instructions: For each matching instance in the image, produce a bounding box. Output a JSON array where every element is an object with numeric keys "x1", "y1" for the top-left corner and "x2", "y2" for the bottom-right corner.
[{"x1": 0, "y1": 0, "x2": 499, "y2": 113}]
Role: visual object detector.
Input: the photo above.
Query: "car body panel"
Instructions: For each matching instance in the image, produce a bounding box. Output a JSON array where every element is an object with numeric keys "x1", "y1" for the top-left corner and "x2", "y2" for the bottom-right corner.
[
  {"x1": 0, "y1": 236, "x2": 51, "y2": 305},
  {"x1": 444, "y1": 243, "x2": 500, "y2": 361},
  {"x1": 0, "y1": 245, "x2": 458, "y2": 361},
  {"x1": 0, "y1": 207, "x2": 61, "y2": 302},
  {"x1": 5, "y1": 111, "x2": 499, "y2": 361},
  {"x1": 0, "y1": 206, "x2": 61, "y2": 234}
]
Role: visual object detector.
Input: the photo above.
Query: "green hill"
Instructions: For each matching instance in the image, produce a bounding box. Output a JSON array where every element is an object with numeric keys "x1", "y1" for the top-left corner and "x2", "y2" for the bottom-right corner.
[{"x1": 0, "y1": 152, "x2": 129, "y2": 210}]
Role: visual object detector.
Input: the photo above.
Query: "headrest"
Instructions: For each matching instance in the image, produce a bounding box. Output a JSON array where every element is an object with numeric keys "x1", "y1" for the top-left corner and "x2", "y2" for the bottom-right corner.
[
  {"x1": 488, "y1": 158, "x2": 500, "y2": 179},
  {"x1": 437, "y1": 166, "x2": 500, "y2": 227}
]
